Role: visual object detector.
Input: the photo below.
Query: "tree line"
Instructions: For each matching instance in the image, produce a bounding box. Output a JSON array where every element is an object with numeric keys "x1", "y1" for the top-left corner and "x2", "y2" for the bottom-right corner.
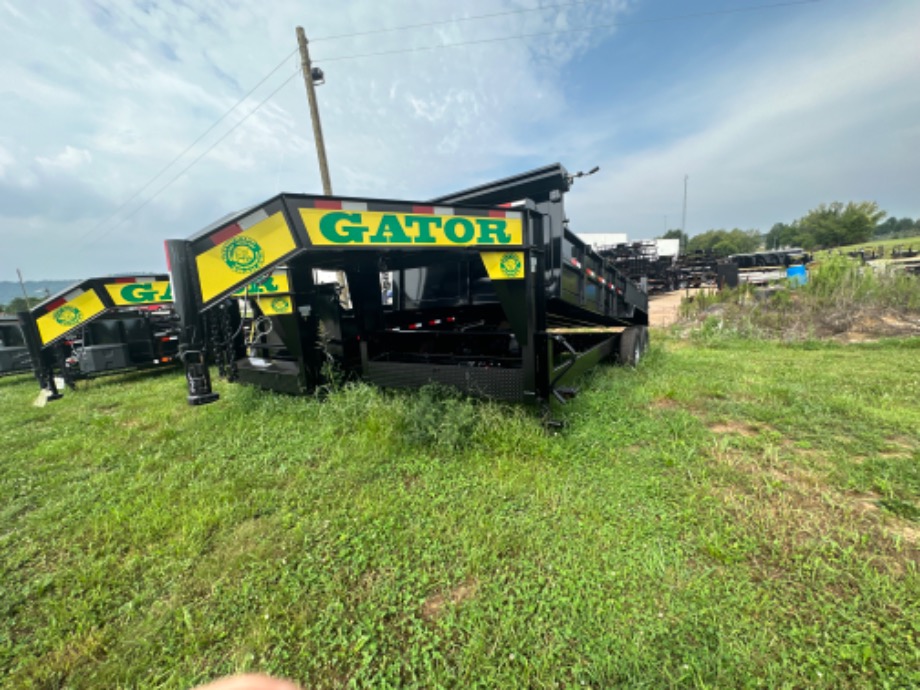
[
  {"x1": 0, "y1": 296, "x2": 43, "y2": 315},
  {"x1": 659, "y1": 201, "x2": 919, "y2": 255}
]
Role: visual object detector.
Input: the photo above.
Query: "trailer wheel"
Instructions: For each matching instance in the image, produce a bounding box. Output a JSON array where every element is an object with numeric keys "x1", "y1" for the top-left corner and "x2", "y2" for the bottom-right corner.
[{"x1": 619, "y1": 326, "x2": 646, "y2": 367}]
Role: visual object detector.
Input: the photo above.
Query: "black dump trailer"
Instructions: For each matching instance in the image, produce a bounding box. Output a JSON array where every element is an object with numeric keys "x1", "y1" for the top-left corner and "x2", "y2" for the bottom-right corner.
[
  {"x1": 17, "y1": 275, "x2": 181, "y2": 400},
  {"x1": 166, "y1": 164, "x2": 649, "y2": 409},
  {"x1": 0, "y1": 315, "x2": 31, "y2": 377}
]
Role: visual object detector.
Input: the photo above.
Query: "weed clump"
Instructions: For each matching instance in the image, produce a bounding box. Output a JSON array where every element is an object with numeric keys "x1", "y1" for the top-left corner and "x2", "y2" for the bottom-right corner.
[
  {"x1": 680, "y1": 255, "x2": 920, "y2": 341},
  {"x1": 401, "y1": 383, "x2": 481, "y2": 451}
]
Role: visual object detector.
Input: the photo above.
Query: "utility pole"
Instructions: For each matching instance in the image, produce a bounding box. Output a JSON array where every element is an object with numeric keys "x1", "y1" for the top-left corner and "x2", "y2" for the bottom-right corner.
[
  {"x1": 296, "y1": 26, "x2": 349, "y2": 303},
  {"x1": 296, "y1": 26, "x2": 332, "y2": 196},
  {"x1": 681, "y1": 174, "x2": 688, "y2": 236},
  {"x1": 16, "y1": 268, "x2": 29, "y2": 301}
]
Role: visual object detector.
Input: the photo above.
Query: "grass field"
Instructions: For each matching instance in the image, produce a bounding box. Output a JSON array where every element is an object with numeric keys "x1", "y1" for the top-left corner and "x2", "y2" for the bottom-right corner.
[
  {"x1": 1, "y1": 335, "x2": 918, "y2": 688},
  {"x1": 822, "y1": 234, "x2": 920, "y2": 258}
]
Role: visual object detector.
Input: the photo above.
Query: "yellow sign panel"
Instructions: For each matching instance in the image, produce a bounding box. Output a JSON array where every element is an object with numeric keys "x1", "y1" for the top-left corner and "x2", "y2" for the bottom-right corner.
[
  {"x1": 231, "y1": 271, "x2": 290, "y2": 296},
  {"x1": 196, "y1": 212, "x2": 296, "y2": 305},
  {"x1": 255, "y1": 295, "x2": 294, "y2": 315},
  {"x1": 36, "y1": 290, "x2": 107, "y2": 345},
  {"x1": 480, "y1": 251, "x2": 526, "y2": 280},
  {"x1": 105, "y1": 281, "x2": 173, "y2": 306},
  {"x1": 300, "y1": 208, "x2": 523, "y2": 247}
]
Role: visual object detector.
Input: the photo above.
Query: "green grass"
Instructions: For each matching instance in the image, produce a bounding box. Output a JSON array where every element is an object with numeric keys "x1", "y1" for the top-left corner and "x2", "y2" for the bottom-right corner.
[
  {"x1": 821, "y1": 234, "x2": 920, "y2": 259},
  {"x1": 1, "y1": 338, "x2": 918, "y2": 689}
]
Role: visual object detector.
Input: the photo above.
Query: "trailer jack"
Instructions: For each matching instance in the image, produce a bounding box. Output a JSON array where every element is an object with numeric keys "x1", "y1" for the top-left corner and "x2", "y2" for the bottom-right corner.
[{"x1": 181, "y1": 349, "x2": 219, "y2": 405}]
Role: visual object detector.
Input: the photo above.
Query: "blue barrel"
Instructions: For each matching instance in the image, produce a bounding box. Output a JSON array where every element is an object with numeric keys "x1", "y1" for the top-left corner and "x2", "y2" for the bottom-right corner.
[{"x1": 787, "y1": 264, "x2": 807, "y2": 285}]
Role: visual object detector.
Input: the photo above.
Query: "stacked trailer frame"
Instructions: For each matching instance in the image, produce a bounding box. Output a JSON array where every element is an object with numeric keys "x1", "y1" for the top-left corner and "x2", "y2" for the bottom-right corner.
[
  {"x1": 17, "y1": 275, "x2": 180, "y2": 400},
  {"x1": 166, "y1": 164, "x2": 649, "y2": 409}
]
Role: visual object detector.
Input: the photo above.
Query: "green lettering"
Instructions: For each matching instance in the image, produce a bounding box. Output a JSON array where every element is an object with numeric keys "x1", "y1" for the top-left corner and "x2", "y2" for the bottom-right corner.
[
  {"x1": 370, "y1": 214, "x2": 412, "y2": 244},
  {"x1": 319, "y1": 211, "x2": 367, "y2": 243},
  {"x1": 121, "y1": 283, "x2": 156, "y2": 303},
  {"x1": 475, "y1": 218, "x2": 511, "y2": 244},
  {"x1": 443, "y1": 217, "x2": 475, "y2": 244},
  {"x1": 246, "y1": 276, "x2": 278, "y2": 294},
  {"x1": 405, "y1": 215, "x2": 441, "y2": 244},
  {"x1": 162, "y1": 283, "x2": 172, "y2": 301}
]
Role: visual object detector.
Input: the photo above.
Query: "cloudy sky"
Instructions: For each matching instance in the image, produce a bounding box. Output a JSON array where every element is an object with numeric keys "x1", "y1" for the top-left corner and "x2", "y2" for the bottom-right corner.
[{"x1": 2, "y1": 0, "x2": 918, "y2": 279}]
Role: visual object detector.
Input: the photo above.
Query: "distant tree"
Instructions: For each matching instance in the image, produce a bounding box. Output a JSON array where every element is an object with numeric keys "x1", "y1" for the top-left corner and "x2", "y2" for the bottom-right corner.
[
  {"x1": 659, "y1": 228, "x2": 688, "y2": 250},
  {"x1": 876, "y1": 216, "x2": 918, "y2": 239},
  {"x1": 1, "y1": 296, "x2": 42, "y2": 314},
  {"x1": 764, "y1": 222, "x2": 808, "y2": 250},
  {"x1": 797, "y1": 201, "x2": 885, "y2": 248},
  {"x1": 875, "y1": 217, "x2": 900, "y2": 238},
  {"x1": 687, "y1": 228, "x2": 761, "y2": 255},
  {"x1": 900, "y1": 217, "x2": 920, "y2": 234}
]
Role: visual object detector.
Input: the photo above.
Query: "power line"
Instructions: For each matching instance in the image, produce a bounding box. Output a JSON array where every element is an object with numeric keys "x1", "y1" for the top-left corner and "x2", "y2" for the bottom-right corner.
[
  {"x1": 310, "y1": 0, "x2": 606, "y2": 43},
  {"x1": 80, "y1": 47, "x2": 298, "y2": 243},
  {"x1": 84, "y1": 2, "x2": 604, "y2": 243},
  {"x1": 316, "y1": 0, "x2": 824, "y2": 63},
  {"x1": 83, "y1": 68, "x2": 302, "y2": 247},
  {"x1": 83, "y1": 0, "x2": 825, "y2": 244}
]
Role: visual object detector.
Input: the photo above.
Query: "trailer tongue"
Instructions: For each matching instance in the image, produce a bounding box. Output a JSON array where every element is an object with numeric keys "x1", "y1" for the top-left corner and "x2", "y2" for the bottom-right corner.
[{"x1": 167, "y1": 164, "x2": 649, "y2": 409}]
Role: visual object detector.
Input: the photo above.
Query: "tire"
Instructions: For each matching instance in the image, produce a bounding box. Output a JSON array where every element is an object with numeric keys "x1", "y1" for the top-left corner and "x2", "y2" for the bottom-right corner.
[{"x1": 619, "y1": 326, "x2": 647, "y2": 367}]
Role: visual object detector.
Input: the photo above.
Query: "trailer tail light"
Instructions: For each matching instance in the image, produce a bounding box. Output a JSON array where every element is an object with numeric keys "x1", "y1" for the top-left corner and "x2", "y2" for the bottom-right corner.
[
  {"x1": 428, "y1": 319, "x2": 441, "y2": 326},
  {"x1": 586, "y1": 269, "x2": 595, "y2": 279},
  {"x1": 446, "y1": 316, "x2": 456, "y2": 323},
  {"x1": 570, "y1": 258, "x2": 582, "y2": 269},
  {"x1": 407, "y1": 322, "x2": 423, "y2": 330}
]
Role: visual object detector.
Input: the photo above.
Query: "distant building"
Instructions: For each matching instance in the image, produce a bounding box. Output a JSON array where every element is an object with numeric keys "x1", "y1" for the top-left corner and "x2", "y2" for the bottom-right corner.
[{"x1": 583, "y1": 233, "x2": 628, "y2": 249}]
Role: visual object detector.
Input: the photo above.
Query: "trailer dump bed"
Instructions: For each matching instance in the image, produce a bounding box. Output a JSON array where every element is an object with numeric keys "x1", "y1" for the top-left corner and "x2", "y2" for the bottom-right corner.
[
  {"x1": 17, "y1": 275, "x2": 180, "y2": 400},
  {"x1": 167, "y1": 164, "x2": 649, "y2": 408}
]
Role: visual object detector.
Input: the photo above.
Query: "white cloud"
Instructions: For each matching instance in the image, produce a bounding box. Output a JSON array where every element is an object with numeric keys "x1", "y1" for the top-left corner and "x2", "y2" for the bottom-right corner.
[
  {"x1": 0, "y1": 0, "x2": 917, "y2": 278},
  {"x1": 568, "y1": 0, "x2": 920, "y2": 238},
  {"x1": 0, "y1": 144, "x2": 14, "y2": 177},
  {"x1": 36, "y1": 145, "x2": 92, "y2": 171}
]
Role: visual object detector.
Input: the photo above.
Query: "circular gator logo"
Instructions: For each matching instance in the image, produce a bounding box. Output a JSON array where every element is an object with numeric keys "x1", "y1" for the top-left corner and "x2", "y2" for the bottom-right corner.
[
  {"x1": 222, "y1": 236, "x2": 265, "y2": 274},
  {"x1": 53, "y1": 305, "x2": 82, "y2": 327},
  {"x1": 271, "y1": 297, "x2": 290, "y2": 313},
  {"x1": 499, "y1": 252, "x2": 523, "y2": 278}
]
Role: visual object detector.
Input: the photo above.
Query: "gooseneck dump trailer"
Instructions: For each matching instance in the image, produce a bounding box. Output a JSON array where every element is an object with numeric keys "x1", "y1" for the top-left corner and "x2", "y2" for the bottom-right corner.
[
  {"x1": 166, "y1": 164, "x2": 649, "y2": 408},
  {"x1": 17, "y1": 275, "x2": 180, "y2": 400}
]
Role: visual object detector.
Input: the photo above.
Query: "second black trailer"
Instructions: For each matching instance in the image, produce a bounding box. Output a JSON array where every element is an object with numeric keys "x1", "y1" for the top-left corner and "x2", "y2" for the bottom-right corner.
[{"x1": 17, "y1": 275, "x2": 181, "y2": 400}]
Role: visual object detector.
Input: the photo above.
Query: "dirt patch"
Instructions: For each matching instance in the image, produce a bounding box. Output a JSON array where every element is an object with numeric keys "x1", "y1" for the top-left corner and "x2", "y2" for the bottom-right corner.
[
  {"x1": 849, "y1": 494, "x2": 882, "y2": 515},
  {"x1": 708, "y1": 449, "x2": 919, "y2": 574},
  {"x1": 838, "y1": 311, "x2": 920, "y2": 342},
  {"x1": 422, "y1": 579, "x2": 478, "y2": 620},
  {"x1": 709, "y1": 420, "x2": 760, "y2": 437},
  {"x1": 895, "y1": 525, "x2": 920, "y2": 544},
  {"x1": 648, "y1": 289, "x2": 706, "y2": 328}
]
